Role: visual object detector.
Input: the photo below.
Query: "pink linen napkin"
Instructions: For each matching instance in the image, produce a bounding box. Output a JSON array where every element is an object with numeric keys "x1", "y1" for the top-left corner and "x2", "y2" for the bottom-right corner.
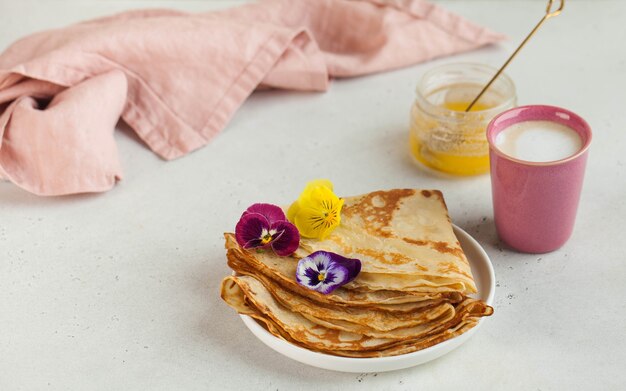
[{"x1": 0, "y1": 0, "x2": 503, "y2": 196}]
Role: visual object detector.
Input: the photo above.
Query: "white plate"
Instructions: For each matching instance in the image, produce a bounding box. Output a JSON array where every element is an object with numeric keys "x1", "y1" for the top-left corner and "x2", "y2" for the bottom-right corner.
[{"x1": 240, "y1": 224, "x2": 495, "y2": 373}]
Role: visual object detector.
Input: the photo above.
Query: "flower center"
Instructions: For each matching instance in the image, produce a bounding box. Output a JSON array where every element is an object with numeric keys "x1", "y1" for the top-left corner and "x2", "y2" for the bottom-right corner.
[
  {"x1": 317, "y1": 272, "x2": 326, "y2": 282},
  {"x1": 259, "y1": 228, "x2": 277, "y2": 245}
]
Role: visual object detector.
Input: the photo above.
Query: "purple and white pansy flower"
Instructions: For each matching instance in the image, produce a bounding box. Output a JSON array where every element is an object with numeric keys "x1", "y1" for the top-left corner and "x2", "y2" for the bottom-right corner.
[
  {"x1": 235, "y1": 203, "x2": 300, "y2": 257},
  {"x1": 296, "y1": 251, "x2": 361, "y2": 294}
]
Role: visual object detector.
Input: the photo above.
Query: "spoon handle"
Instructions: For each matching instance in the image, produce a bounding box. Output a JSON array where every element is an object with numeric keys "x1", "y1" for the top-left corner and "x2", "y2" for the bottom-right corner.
[{"x1": 465, "y1": 0, "x2": 565, "y2": 112}]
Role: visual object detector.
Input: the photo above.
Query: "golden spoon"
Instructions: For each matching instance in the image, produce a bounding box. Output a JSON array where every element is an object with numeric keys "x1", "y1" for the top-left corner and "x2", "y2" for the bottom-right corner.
[{"x1": 465, "y1": 0, "x2": 565, "y2": 112}]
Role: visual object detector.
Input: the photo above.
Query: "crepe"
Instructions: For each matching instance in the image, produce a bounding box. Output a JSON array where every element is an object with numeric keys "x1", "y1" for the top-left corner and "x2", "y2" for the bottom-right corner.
[
  {"x1": 220, "y1": 188, "x2": 493, "y2": 358},
  {"x1": 225, "y1": 234, "x2": 463, "y2": 308},
  {"x1": 221, "y1": 275, "x2": 490, "y2": 358},
  {"x1": 230, "y1": 256, "x2": 456, "y2": 332},
  {"x1": 295, "y1": 189, "x2": 476, "y2": 294}
]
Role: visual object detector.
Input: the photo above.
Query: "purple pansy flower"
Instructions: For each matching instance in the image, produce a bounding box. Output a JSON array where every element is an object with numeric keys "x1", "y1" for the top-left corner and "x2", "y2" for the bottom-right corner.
[
  {"x1": 235, "y1": 203, "x2": 300, "y2": 257},
  {"x1": 296, "y1": 251, "x2": 361, "y2": 294}
]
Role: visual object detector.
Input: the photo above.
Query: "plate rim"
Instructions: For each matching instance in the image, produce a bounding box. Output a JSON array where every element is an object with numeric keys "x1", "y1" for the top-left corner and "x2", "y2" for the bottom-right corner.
[{"x1": 238, "y1": 224, "x2": 495, "y2": 369}]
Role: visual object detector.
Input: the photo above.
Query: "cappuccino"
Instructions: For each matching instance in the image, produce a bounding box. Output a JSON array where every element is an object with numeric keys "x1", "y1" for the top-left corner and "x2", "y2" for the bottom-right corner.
[{"x1": 495, "y1": 120, "x2": 582, "y2": 162}]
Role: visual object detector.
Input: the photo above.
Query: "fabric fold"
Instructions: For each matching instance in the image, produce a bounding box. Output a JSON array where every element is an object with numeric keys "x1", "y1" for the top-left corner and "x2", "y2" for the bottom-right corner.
[
  {"x1": 0, "y1": 70, "x2": 127, "y2": 195},
  {"x1": 0, "y1": 0, "x2": 504, "y2": 195}
]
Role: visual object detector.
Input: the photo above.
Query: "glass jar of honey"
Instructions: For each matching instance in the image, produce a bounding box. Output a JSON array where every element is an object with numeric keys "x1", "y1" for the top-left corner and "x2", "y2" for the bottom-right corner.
[{"x1": 410, "y1": 63, "x2": 517, "y2": 176}]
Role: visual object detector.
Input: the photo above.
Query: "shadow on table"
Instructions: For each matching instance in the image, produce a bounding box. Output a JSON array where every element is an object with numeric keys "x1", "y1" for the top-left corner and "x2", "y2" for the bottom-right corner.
[
  {"x1": 368, "y1": 124, "x2": 490, "y2": 186},
  {"x1": 0, "y1": 181, "x2": 107, "y2": 206}
]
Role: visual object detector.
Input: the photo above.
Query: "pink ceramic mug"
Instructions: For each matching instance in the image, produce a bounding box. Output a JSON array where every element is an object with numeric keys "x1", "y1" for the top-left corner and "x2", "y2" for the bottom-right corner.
[{"x1": 486, "y1": 105, "x2": 592, "y2": 253}]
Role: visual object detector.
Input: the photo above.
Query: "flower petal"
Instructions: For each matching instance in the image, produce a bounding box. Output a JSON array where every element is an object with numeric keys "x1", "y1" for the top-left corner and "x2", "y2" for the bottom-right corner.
[
  {"x1": 303, "y1": 179, "x2": 334, "y2": 193},
  {"x1": 269, "y1": 220, "x2": 300, "y2": 256},
  {"x1": 303, "y1": 265, "x2": 322, "y2": 287},
  {"x1": 295, "y1": 251, "x2": 360, "y2": 294},
  {"x1": 331, "y1": 253, "x2": 361, "y2": 282},
  {"x1": 243, "y1": 203, "x2": 287, "y2": 224},
  {"x1": 299, "y1": 185, "x2": 337, "y2": 210},
  {"x1": 235, "y1": 212, "x2": 270, "y2": 249},
  {"x1": 293, "y1": 206, "x2": 327, "y2": 239},
  {"x1": 296, "y1": 256, "x2": 323, "y2": 288},
  {"x1": 288, "y1": 180, "x2": 344, "y2": 240},
  {"x1": 316, "y1": 265, "x2": 348, "y2": 294},
  {"x1": 286, "y1": 200, "x2": 301, "y2": 223}
]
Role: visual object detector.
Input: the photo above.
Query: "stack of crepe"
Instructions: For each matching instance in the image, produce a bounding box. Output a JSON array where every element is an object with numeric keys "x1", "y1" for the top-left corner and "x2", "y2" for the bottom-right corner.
[{"x1": 220, "y1": 189, "x2": 493, "y2": 358}]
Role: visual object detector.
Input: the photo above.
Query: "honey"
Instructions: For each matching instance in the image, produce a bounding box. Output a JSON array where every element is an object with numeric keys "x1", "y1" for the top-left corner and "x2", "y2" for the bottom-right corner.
[
  {"x1": 410, "y1": 101, "x2": 494, "y2": 176},
  {"x1": 409, "y1": 64, "x2": 517, "y2": 176},
  {"x1": 442, "y1": 101, "x2": 493, "y2": 113}
]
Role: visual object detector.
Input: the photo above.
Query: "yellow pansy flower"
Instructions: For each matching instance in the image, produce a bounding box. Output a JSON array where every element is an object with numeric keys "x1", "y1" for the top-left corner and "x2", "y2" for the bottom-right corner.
[{"x1": 287, "y1": 179, "x2": 344, "y2": 240}]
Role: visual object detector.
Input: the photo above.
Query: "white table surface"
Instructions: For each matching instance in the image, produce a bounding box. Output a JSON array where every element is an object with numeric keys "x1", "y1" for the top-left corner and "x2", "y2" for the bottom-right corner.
[{"x1": 1, "y1": 1, "x2": 625, "y2": 390}]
